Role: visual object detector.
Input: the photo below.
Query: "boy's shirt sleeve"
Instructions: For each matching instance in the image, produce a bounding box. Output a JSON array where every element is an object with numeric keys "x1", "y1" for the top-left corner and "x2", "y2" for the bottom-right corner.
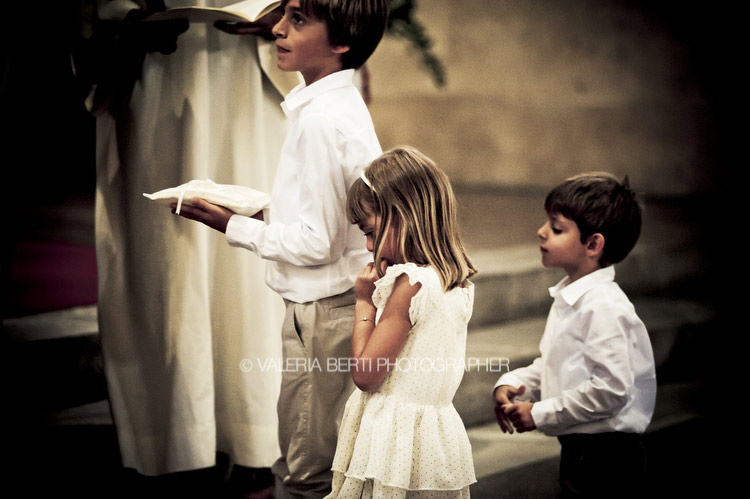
[
  {"x1": 225, "y1": 114, "x2": 350, "y2": 266},
  {"x1": 530, "y1": 299, "x2": 636, "y2": 435},
  {"x1": 495, "y1": 357, "x2": 543, "y2": 403}
]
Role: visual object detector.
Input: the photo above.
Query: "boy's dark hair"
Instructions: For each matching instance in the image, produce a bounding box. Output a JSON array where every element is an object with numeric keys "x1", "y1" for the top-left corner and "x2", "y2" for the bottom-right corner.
[
  {"x1": 293, "y1": 0, "x2": 390, "y2": 69},
  {"x1": 545, "y1": 172, "x2": 642, "y2": 267}
]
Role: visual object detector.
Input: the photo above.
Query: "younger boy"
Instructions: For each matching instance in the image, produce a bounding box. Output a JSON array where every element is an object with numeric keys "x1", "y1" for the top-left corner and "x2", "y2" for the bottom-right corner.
[
  {"x1": 177, "y1": 1, "x2": 390, "y2": 497},
  {"x1": 494, "y1": 173, "x2": 656, "y2": 498}
]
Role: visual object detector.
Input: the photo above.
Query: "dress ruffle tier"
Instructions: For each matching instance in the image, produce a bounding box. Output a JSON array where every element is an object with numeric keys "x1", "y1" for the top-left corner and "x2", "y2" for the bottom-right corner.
[{"x1": 330, "y1": 390, "x2": 475, "y2": 492}]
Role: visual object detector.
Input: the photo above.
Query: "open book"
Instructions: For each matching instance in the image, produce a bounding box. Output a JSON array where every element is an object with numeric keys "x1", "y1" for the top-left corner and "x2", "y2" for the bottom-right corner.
[{"x1": 145, "y1": 0, "x2": 280, "y2": 24}]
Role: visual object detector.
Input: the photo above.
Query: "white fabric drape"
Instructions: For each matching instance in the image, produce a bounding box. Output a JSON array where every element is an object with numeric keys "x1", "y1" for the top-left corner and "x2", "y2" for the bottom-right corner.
[{"x1": 95, "y1": 0, "x2": 301, "y2": 475}]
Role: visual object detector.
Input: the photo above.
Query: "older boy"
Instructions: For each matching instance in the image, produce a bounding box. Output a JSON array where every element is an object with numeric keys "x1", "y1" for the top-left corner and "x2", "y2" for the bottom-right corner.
[
  {"x1": 177, "y1": 1, "x2": 390, "y2": 497},
  {"x1": 494, "y1": 173, "x2": 657, "y2": 498}
]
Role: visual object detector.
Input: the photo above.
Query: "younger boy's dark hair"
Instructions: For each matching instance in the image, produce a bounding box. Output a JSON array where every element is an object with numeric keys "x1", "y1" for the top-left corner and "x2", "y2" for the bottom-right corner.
[
  {"x1": 292, "y1": 0, "x2": 390, "y2": 69},
  {"x1": 545, "y1": 172, "x2": 642, "y2": 267}
]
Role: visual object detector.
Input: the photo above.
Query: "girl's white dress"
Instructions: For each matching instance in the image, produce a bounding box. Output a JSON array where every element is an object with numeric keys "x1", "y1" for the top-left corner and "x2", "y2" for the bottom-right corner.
[{"x1": 328, "y1": 263, "x2": 476, "y2": 498}]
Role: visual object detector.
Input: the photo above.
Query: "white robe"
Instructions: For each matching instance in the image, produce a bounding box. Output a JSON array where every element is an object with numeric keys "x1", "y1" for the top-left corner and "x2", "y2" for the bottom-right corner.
[{"x1": 94, "y1": 0, "x2": 301, "y2": 475}]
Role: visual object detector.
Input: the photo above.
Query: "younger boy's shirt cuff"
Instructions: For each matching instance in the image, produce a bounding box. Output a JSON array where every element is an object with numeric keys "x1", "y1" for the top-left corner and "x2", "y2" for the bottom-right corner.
[
  {"x1": 494, "y1": 373, "x2": 524, "y2": 391},
  {"x1": 530, "y1": 398, "x2": 557, "y2": 433}
]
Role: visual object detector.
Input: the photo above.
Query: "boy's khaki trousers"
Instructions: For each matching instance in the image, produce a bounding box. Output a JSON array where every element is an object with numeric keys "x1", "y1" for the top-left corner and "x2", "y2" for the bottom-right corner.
[{"x1": 272, "y1": 288, "x2": 356, "y2": 499}]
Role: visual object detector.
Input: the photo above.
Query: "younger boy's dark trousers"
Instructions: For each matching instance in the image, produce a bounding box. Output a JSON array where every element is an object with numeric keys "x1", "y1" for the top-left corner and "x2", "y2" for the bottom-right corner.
[{"x1": 558, "y1": 432, "x2": 647, "y2": 499}]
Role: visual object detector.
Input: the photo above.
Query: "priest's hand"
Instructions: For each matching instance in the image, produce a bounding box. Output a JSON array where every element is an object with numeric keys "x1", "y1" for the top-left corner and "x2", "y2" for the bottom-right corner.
[
  {"x1": 214, "y1": 6, "x2": 282, "y2": 40},
  {"x1": 124, "y1": 9, "x2": 190, "y2": 55}
]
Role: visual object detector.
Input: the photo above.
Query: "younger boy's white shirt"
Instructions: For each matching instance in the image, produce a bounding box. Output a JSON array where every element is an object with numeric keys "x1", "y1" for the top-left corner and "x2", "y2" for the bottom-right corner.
[
  {"x1": 495, "y1": 266, "x2": 656, "y2": 436},
  {"x1": 225, "y1": 69, "x2": 379, "y2": 303}
]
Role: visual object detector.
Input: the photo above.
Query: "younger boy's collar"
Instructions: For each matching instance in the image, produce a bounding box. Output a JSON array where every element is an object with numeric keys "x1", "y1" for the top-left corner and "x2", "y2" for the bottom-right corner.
[
  {"x1": 282, "y1": 69, "x2": 355, "y2": 115},
  {"x1": 549, "y1": 265, "x2": 616, "y2": 307}
]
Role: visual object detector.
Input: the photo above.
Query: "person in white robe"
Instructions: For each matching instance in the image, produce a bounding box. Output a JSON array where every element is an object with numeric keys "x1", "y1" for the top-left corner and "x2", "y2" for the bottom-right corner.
[{"x1": 91, "y1": 0, "x2": 301, "y2": 484}]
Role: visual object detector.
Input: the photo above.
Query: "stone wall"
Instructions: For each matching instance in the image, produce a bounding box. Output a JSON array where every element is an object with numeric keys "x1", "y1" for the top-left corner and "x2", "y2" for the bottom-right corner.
[{"x1": 366, "y1": 0, "x2": 719, "y2": 196}]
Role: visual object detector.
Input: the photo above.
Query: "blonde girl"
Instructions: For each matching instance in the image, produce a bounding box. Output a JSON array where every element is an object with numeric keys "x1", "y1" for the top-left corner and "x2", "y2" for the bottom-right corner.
[{"x1": 326, "y1": 147, "x2": 477, "y2": 498}]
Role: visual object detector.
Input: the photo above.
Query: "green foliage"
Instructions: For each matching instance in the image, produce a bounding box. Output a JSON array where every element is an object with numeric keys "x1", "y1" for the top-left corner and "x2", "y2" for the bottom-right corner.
[{"x1": 386, "y1": 0, "x2": 446, "y2": 87}]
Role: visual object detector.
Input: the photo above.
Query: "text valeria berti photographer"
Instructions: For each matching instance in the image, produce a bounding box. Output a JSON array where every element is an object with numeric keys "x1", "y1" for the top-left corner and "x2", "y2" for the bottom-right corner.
[{"x1": 239, "y1": 357, "x2": 511, "y2": 373}]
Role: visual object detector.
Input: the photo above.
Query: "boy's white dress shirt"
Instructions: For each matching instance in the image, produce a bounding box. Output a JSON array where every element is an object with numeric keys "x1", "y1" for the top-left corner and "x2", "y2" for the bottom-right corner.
[
  {"x1": 226, "y1": 69, "x2": 380, "y2": 303},
  {"x1": 495, "y1": 266, "x2": 657, "y2": 436}
]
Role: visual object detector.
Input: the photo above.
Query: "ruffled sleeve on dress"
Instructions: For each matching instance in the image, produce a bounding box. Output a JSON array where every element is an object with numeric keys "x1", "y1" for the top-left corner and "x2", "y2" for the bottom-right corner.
[{"x1": 372, "y1": 263, "x2": 430, "y2": 325}]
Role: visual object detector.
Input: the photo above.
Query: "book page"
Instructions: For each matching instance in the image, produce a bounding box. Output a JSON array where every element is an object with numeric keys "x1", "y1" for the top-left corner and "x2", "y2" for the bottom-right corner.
[{"x1": 146, "y1": 0, "x2": 280, "y2": 24}]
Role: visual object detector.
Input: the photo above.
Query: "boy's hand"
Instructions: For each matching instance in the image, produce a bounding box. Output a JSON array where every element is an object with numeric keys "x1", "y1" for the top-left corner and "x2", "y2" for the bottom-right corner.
[
  {"x1": 503, "y1": 402, "x2": 537, "y2": 433},
  {"x1": 172, "y1": 198, "x2": 234, "y2": 233},
  {"x1": 214, "y1": 7, "x2": 282, "y2": 40},
  {"x1": 494, "y1": 384, "x2": 525, "y2": 434}
]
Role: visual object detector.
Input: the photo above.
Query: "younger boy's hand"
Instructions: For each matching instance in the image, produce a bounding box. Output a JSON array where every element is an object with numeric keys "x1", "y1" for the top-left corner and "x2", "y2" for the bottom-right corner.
[
  {"x1": 494, "y1": 384, "x2": 525, "y2": 434},
  {"x1": 503, "y1": 401, "x2": 537, "y2": 433},
  {"x1": 173, "y1": 198, "x2": 234, "y2": 233}
]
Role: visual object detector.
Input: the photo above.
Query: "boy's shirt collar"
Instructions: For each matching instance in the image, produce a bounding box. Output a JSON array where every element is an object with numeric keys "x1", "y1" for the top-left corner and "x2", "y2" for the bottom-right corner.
[
  {"x1": 281, "y1": 69, "x2": 356, "y2": 117},
  {"x1": 549, "y1": 265, "x2": 616, "y2": 307}
]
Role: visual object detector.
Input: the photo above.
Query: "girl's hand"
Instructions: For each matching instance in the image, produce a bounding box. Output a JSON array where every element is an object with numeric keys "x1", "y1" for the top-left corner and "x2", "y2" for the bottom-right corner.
[
  {"x1": 351, "y1": 273, "x2": 420, "y2": 391},
  {"x1": 354, "y1": 262, "x2": 379, "y2": 304},
  {"x1": 172, "y1": 198, "x2": 234, "y2": 233}
]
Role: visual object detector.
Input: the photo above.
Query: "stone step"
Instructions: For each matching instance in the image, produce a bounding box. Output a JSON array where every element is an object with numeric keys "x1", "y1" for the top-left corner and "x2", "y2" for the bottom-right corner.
[
  {"x1": 3, "y1": 295, "x2": 719, "y2": 497},
  {"x1": 468, "y1": 397, "x2": 718, "y2": 498},
  {"x1": 5, "y1": 293, "x2": 716, "y2": 427},
  {"x1": 467, "y1": 422, "x2": 561, "y2": 498},
  {"x1": 455, "y1": 297, "x2": 718, "y2": 428},
  {"x1": 2, "y1": 306, "x2": 105, "y2": 417},
  {"x1": 3, "y1": 304, "x2": 98, "y2": 342}
]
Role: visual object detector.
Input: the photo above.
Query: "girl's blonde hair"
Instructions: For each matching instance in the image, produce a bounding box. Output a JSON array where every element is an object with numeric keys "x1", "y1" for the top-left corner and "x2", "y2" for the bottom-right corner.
[{"x1": 347, "y1": 146, "x2": 477, "y2": 291}]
